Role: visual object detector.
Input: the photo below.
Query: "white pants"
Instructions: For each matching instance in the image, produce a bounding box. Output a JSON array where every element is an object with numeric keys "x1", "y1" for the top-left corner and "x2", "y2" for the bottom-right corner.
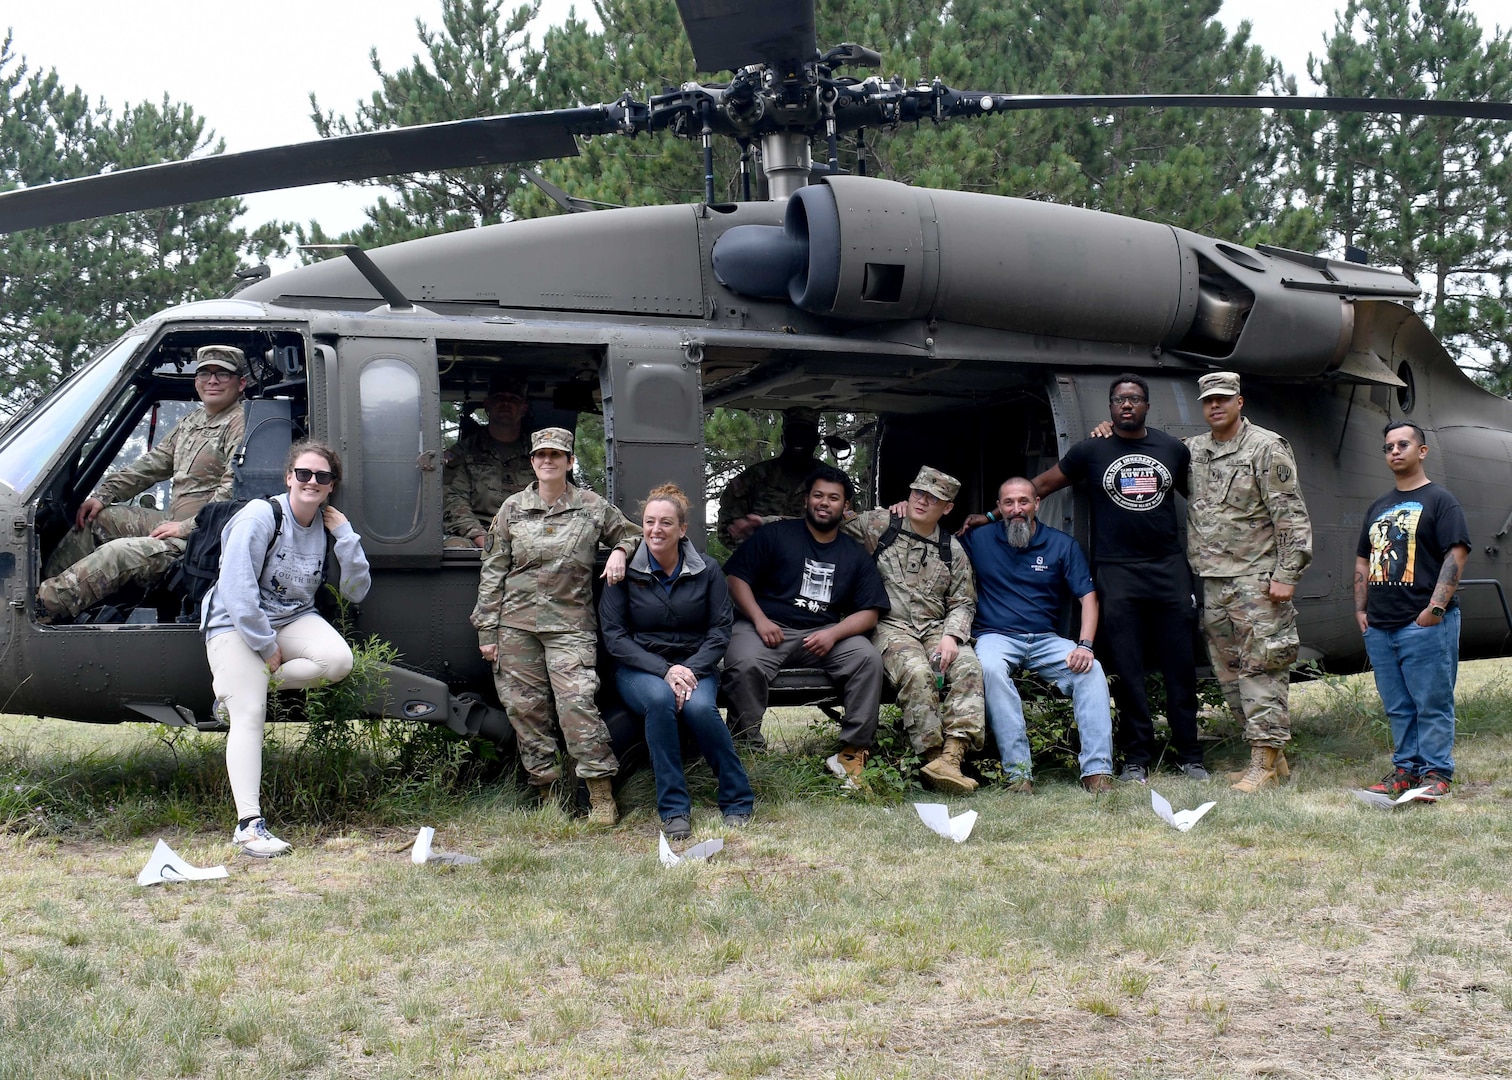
[{"x1": 207, "y1": 614, "x2": 354, "y2": 821}]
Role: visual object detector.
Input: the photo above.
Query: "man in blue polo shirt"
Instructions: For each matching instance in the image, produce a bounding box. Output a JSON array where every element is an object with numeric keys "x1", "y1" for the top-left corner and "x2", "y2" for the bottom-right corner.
[{"x1": 959, "y1": 477, "x2": 1115, "y2": 793}]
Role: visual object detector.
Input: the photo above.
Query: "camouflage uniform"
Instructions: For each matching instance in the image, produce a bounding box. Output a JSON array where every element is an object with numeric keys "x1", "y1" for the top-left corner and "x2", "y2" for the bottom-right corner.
[
  {"x1": 716, "y1": 455, "x2": 819, "y2": 547},
  {"x1": 843, "y1": 508, "x2": 985, "y2": 754},
  {"x1": 471, "y1": 481, "x2": 641, "y2": 781},
  {"x1": 39, "y1": 403, "x2": 245, "y2": 617},
  {"x1": 441, "y1": 426, "x2": 535, "y2": 548},
  {"x1": 1187, "y1": 417, "x2": 1313, "y2": 746}
]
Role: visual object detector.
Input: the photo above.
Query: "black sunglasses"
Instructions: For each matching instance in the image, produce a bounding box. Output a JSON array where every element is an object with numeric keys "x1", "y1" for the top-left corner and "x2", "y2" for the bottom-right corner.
[{"x1": 292, "y1": 467, "x2": 335, "y2": 485}]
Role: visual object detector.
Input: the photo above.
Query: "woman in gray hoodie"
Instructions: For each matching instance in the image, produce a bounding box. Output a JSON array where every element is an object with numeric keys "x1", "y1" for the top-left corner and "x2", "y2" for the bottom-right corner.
[{"x1": 204, "y1": 440, "x2": 371, "y2": 857}]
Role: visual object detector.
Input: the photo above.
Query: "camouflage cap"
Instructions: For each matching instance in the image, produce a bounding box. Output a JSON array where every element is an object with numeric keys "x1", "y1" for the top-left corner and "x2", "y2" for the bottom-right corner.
[
  {"x1": 782, "y1": 406, "x2": 821, "y2": 427},
  {"x1": 530, "y1": 427, "x2": 574, "y2": 454},
  {"x1": 194, "y1": 345, "x2": 246, "y2": 375},
  {"x1": 910, "y1": 466, "x2": 960, "y2": 502},
  {"x1": 486, "y1": 373, "x2": 527, "y2": 399},
  {"x1": 1197, "y1": 371, "x2": 1242, "y2": 399}
]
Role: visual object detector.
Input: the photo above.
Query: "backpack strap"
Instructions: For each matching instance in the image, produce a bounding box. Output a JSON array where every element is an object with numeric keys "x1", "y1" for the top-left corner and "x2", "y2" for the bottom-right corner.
[{"x1": 872, "y1": 512, "x2": 952, "y2": 568}]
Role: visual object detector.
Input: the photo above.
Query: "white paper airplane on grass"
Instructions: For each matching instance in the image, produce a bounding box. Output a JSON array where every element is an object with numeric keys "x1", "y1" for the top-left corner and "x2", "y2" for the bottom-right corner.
[
  {"x1": 136, "y1": 839, "x2": 229, "y2": 886},
  {"x1": 658, "y1": 833, "x2": 724, "y2": 867},
  {"x1": 411, "y1": 826, "x2": 481, "y2": 866},
  {"x1": 913, "y1": 802, "x2": 977, "y2": 843},
  {"x1": 1350, "y1": 785, "x2": 1445, "y2": 810},
  {"x1": 1151, "y1": 790, "x2": 1216, "y2": 832}
]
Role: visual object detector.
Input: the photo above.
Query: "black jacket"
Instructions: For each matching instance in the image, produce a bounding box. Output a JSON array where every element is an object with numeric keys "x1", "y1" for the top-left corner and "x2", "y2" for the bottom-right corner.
[{"x1": 599, "y1": 538, "x2": 732, "y2": 678}]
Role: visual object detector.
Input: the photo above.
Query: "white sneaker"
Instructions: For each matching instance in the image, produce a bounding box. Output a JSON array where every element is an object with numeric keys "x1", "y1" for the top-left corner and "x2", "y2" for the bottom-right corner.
[{"x1": 232, "y1": 817, "x2": 292, "y2": 858}]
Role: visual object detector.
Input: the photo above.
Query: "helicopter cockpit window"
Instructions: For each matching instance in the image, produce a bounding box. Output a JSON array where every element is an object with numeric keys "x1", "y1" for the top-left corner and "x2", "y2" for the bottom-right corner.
[
  {"x1": 0, "y1": 331, "x2": 149, "y2": 496},
  {"x1": 359, "y1": 357, "x2": 425, "y2": 540}
]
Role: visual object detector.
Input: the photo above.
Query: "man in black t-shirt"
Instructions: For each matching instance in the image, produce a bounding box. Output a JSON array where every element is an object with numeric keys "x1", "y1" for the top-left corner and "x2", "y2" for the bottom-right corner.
[
  {"x1": 1354, "y1": 421, "x2": 1470, "y2": 799},
  {"x1": 722, "y1": 465, "x2": 890, "y2": 785},
  {"x1": 1033, "y1": 373, "x2": 1206, "y2": 782}
]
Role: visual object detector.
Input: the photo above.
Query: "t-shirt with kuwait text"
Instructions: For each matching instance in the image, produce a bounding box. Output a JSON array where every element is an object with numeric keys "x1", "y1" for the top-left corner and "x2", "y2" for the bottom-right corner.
[{"x1": 722, "y1": 519, "x2": 890, "y2": 630}]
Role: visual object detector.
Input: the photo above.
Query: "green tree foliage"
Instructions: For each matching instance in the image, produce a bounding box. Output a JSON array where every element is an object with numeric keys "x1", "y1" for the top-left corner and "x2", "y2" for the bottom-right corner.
[
  {"x1": 0, "y1": 33, "x2": 286, "y2": 411},
  {"x1": 1286, "y1": 0, "x2": 1512, "y2": 384}
]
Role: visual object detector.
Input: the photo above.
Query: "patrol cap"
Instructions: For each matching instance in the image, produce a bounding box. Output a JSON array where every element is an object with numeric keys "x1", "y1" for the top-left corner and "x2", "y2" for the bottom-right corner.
[
  {"x1": 530, "y1": 427, "x2": 574, "y2": 454},
  {"x1": 782, "y1": 406, "x2": 821, "y2": 428},
  {"x1": 1198, "y1": 371, "x2": 1242, "y2": 399},
  {"x1": 910, "y1": 466, "x2": 960, "y2": 502},
  {"x1": 486, "y1": 373, "x2": 527, "y2": 399},
  {"x1": 194, "y1": 345, "x2": 246, "y2": 375}
]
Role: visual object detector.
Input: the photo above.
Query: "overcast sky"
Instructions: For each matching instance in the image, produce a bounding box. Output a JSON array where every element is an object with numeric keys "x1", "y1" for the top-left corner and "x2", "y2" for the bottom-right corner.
[{"x1": 5, "y1": 0, "x2": 1507, "y2": 242}]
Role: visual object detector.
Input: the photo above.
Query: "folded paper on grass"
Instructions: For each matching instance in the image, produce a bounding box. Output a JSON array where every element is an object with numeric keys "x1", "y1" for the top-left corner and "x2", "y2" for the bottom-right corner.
[
  {"x1": 914, "y1": 802, "x2": 977, "y2": 843},
  {"x1": 659, "y1": 833, "x2": 724, "y2": 867},
  {"x1": 1151, "y1": 790, "x2": 1216, "y2": 832},
  {"x1": 137, "y1": 839, "x2": 228, "y2": 886}
]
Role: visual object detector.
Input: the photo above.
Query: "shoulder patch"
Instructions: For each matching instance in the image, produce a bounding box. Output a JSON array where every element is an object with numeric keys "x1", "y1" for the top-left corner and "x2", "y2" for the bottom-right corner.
[
  {"x1": 484, "y1": 534, "x2": 496, "y2": 554},
  {"x1": 1274, "y1": 462, "x2": 1292, "y2": 484},
  {"x1": 443, "y1": 448, "x2": 458, "y2": 467}
]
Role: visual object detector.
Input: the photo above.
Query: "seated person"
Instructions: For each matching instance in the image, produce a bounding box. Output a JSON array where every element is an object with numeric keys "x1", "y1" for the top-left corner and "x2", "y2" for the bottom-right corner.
[
  {"x1": 38, "y1": 345, "x2": 248, "y2": 620},
  {"x1": 958, "y1": 478, "x2": 1115, "y2": 794},
  {"x1": 599, "y1": 483, "x2": 753, "y2": 839},
  {"x1": 717, "y1": 406, "x2": 823, "y2": 549},
  {"x1": 846, "y1": 466, "x2": 983, "y2": 795},
  {"x1": 721, "y1": 464, "x2": 889, "y2": 786},
  {"x1": 443, "y1": 374, "x2": 535, "y2": 549}
]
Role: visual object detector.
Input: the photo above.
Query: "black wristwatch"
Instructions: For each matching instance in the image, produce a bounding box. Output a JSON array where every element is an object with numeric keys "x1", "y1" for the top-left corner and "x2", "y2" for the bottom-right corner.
[{"x1": 1076, "y1": 639, "x2": 1095, "y2": 651}]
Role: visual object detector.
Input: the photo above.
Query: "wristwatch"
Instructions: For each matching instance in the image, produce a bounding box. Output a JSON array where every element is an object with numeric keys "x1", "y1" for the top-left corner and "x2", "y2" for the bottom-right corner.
[
  {"x1": 1430, "y1": 604, "x2": 1447, "y2": 618},
  {"x1": 1076, "y1": 639, "x2": 1095, "y2": 651}
]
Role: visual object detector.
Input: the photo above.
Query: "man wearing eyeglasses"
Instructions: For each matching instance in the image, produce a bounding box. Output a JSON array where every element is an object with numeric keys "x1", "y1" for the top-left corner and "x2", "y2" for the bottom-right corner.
[
  {"x1": 1186, "y1": 371, "x2": 1312, "y2": 793},
  {"x1": 1027, "y1": 373, "x2": 1207, "y2": 786},
  {"x1": 1354, "y1": 422, "x2": 1469, "y2": 801},
  {"x1": 443, "y1": 374, "x2": 537, "y2": 549},
  {"x1": 38, "y1": 345, "x2": 248, "y2": 620}
]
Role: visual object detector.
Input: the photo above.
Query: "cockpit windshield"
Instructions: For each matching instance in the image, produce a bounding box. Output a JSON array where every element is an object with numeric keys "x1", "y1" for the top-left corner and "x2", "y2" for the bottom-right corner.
[{"x1": 0, "y1": 332, "x2": 148, "y2": 496}]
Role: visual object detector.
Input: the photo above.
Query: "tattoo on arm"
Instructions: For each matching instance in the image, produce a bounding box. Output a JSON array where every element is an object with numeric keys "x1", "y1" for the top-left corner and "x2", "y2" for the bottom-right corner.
[
  {"x1": 1430, "y1": 554, "x2": 1464, "y2": 608},
  {"x1": 1353, "y1": 569, "x2": 1367, "y2": 612}
]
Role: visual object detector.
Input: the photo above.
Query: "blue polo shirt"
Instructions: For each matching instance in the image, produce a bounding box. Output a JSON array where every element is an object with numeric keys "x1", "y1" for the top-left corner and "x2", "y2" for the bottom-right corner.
[{"x1": 959, "y1": 520, "x2": 1095, "y2": 637}]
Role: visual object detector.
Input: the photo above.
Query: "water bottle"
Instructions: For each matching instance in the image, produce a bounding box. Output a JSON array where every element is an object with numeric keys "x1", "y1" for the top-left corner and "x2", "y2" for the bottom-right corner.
[{"x1": 929, "y1": 650, "x2": 945, "y2": 697}]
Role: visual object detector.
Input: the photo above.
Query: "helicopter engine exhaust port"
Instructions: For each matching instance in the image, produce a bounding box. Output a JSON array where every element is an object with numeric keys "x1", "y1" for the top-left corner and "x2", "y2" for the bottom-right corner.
[{"x1": 712, "y1": 175, "x2": 1365, "y2": 377}]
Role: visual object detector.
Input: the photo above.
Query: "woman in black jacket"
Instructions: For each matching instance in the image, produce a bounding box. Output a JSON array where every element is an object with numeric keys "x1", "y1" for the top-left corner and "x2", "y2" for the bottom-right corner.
[{"x1": 599, "y1": 484, "x2": 754, "y2": 839}]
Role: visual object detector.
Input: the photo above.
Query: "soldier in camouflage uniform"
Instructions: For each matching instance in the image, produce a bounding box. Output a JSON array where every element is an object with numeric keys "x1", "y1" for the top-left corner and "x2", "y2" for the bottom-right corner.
[
  {"x1": 471, "y1": 427, "x2": 641, "y2": 825},
  {"x1": 716, "y1": 406, "x2": 823, "y2": 548},
  {"x1": 443, "y1": 375, "x2": 535, "y2": 548},
  {"x1": 841, "y1": 467, "x2": 983, "y2": 794},
  {"x1": 1186, "y1": 371, "x2": 1313, "y2": 793},
  {"x1": 38, "y1": 345, "x2": 248, "y2": 620}
]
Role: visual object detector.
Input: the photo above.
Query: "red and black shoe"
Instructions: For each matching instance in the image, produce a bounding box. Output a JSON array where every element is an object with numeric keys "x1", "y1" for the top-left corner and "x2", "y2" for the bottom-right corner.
[
  {"x1": 1365, "y1": 766, "x2": 1418, "y2": 796},
  {"x1": 1415, "y1": 771, "x2": 1452, "y2": 799}
]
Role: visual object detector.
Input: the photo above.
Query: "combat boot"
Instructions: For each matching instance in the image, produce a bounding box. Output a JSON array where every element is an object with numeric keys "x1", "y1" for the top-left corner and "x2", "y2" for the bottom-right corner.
[
  {"x1": 1226, "y1": 748, "x2": 1289, "y2": 782},
  {"x1": 585, "y1": 777, "x2": 619, "y2": 826},
  {"x1": 1231, "y1": 745, "x2": 1280, "y2": 794},
  {"x1": 921, "y1": 737, "x2": 978, "y2": 795}
]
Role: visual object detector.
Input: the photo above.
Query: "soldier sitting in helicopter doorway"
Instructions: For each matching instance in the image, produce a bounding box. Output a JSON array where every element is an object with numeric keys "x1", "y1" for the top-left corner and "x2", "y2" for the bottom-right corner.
[
  {"x1": 442, "y1": 374, "x2": 536, "y2": 549},
  {"x1": 37, "y1": 345, "x2": 248, "y2": 622},
  {"x1": 717, "y1": 406, "x2": 825, "y2": 549}
]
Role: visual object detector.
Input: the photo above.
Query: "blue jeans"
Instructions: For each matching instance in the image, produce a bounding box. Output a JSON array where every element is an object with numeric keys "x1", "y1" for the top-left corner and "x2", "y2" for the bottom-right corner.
[
  {"x1": 976, "y1": 631, "x2": 1115, "y2": 780},
  {"x1": 615, "y1": 667, "x2": 754, "y2": 821},
  {"x1": 1363, "y1": 607, "x2": 1459, "y2": 778}
]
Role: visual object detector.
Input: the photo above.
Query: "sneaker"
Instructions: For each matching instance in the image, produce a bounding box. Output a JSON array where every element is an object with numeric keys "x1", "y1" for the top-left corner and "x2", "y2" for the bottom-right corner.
[
  {"x1": 1118, "y1": 764, "x2": 1148, "y2": 785},
  {"x1": 232, "y1": 817, "x2": 292, "y2": 858},
  {"x1": 1006, "y1": 777, "x2": 1035, "y2": 795},
  {"x1": 1415, "y1": 771, "x2": 1452, "y2": 799},
  {"x1": 722, "y1": 813, "x2": 752, "y2": 828},
  {"x1": 1081, "y1": 773, "x2": 1114, "y2": 794},
  {"x1": 661, "y1": 815, "x2": 692, "y2": 841},
  {"x1": 1178, "y1": 762, "x2": 1212, "y2": 781},
  {"x1": 1365, "y1": 766, "x2": 1418, "y2": 796},
  {"x1": 826, "y1": 745, "x2": 869, "y2": 790}
]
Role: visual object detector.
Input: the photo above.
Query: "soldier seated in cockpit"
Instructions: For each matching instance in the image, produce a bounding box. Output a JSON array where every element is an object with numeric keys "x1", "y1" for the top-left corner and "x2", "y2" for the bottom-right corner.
[
  {"x1": 442, "y1": 375, "x2": 535, "y2": 549},
  {"x1": 37, "y1": 346, "x2": 248, "y2": 621}
]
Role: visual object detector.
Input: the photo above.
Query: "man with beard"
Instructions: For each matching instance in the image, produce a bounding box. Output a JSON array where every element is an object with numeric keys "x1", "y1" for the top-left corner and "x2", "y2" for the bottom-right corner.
[
  {"x1": 1031, "y1": 374, "x2": 1207, "y2": 783},
  {"x1": 721, "y1": 464, "x2": 890, "y2": 785},
  {"x1": 718, "y1": 407, "x2": 825, "y2": 549},
  {"x1": 959, "y1": 478, "x2": 1115, "y2": 793}
]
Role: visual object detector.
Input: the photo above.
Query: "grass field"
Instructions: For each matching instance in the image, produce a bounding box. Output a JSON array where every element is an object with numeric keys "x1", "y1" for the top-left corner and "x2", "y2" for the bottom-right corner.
[{"x1": 3, "y1": 663, "x2": 1512, "y2": 1079}]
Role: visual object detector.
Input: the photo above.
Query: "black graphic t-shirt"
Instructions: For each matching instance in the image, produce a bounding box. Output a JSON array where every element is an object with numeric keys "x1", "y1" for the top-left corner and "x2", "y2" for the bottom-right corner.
[
  {"x1": 1355, "y1": 482, "x2": 1470, "y2": 631},
  {"x1": 1058, "y1": 429, "x2": 1191, "y2": 563},
  {"x1": 723, "y1": 519, "x2": 890, "y2": 630}
]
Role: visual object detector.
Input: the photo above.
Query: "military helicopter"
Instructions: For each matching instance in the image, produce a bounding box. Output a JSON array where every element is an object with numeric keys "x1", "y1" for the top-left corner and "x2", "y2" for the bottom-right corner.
[{"x1": 2, "y1": 0, "x2": 1511, "y2": 746}]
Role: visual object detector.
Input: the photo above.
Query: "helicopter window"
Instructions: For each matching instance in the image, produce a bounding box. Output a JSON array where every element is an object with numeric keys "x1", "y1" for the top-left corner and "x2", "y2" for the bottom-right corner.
[
  {"x1": 359, "y1": 357, "x2": 425, "y2": 540},
  {"x1": 1396, "y1": 362, "x2": 1416, "y2": 413},
  {"x1": 0, "y1": 331, "x2": 149, "y2": 496}
]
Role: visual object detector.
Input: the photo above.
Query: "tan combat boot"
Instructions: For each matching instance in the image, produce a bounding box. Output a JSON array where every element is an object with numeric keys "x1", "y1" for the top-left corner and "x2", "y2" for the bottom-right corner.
[
  {"x1": 1226, "y1": 748, "x2": 1289, "y2": 782},
  {"x1": 585, "y1": 777, "x2": 619, "y2": 825},
  {"x1": 1231, "y1": 745, "x2": 1280, "y2": 794},
  {"x1": 921, "y1": 737, "x2": 978, "y2": 795}
]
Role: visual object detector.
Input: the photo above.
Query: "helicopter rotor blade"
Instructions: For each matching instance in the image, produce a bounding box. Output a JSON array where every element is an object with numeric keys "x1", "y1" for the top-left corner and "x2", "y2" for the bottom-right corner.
[
  {"x1": 674, "y1": 0, "x2": 817, "y2": 73},
  {"x1": 933, "y1": 91, "x2": 1512, "y2": 124},
  {"x1": 0, "y1": 106, "x2": 625, "y2": 235}
]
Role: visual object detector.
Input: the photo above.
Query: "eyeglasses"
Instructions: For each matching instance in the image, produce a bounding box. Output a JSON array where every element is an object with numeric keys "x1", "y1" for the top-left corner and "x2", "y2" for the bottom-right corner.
[
  {"x1": 1110, "y1": 395, "x2": 1147, "y2": 405},
  {"x1": 195, "y1": 370, "x2": 237, "y2": 384},
  {"x1": 910, "y1": 489, "x2": 943, "y2": 505},
  {"x1": 1382, "y1": 440, "x2": 1417, "y2": 453},
  {"x1": 292, "y1": 468, "x2": 335, "y2": 485}
]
